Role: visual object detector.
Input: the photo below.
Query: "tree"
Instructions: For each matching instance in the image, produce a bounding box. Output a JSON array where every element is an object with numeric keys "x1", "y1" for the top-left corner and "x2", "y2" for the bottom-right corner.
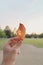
[
  {"x1": 0, "y1": 29, "x2": 6, "y2": 38},
  {"x1": 4, "y1": 26, "x2": 12, "y2": 38},
  {"x1": 30, "y1": 33, "x2": 38, "y2": 38},
  {"x1": 39, "y1": 33, "x2": 43, "y2": 38},
  {"x1": 11, "y1": 32, "x2": 16, "y2": 37},
  {"x1": 25, "y1": 34, "x2": 31, "y2": 38},
  {"x1": 11, "y1": 27, "x2": 17, "y2": 37}
]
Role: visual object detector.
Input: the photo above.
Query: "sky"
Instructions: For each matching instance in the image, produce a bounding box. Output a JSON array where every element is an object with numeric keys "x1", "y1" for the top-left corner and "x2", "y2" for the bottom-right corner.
[{"x1": 0, "y1": 0, "x2": 43, "y2": 34}]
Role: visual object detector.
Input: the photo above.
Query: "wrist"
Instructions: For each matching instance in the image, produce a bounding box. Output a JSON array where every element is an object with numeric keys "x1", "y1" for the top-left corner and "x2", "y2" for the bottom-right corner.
[{"x1": 1, "y1": 60, "x2": 14, "y2": 65}]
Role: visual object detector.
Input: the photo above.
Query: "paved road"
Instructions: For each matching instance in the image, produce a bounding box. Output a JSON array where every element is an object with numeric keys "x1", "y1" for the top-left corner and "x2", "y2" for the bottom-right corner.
[{"x1": 0, "y1": 44, "x2": 43, "y2": 65}]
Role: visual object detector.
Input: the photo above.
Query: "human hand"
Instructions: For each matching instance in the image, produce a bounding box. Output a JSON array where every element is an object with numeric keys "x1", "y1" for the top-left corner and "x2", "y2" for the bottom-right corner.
[{"x1": 2, "y1": 37, "x2": 22, "y2": 65}]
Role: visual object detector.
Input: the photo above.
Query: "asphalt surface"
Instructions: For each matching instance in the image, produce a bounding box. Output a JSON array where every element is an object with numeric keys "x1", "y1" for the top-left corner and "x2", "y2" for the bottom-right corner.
[{"x1": 0, "y1": 44, "x2": 43, "y2": 65}]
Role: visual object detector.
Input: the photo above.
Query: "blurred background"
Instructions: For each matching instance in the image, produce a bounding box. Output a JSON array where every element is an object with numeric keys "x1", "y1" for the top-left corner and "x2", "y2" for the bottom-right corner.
[{"x1": 0, "y1": 0, "x2": 43, "y2": 65}]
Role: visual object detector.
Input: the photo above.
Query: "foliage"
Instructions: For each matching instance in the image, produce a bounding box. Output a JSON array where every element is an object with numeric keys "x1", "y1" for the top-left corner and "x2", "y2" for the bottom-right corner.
[
  {"x1": 0, "y1": 26, "x2": 43, "y2": 38},
  {"x1": 25, "y1": 34, "x2": 31, "y2": 38},
  {"x1": 0, "y1": 29, "x2": 6, "y2": 38},
  {"x1": 4, "y1": 26, "x2": 12, "y2": 38},
  {"x1": 25, "y1": 33, "x2": 43, "y2": 38},
  {"x1": 38, "y1": 33, "x2": 43, "y2": 38}
]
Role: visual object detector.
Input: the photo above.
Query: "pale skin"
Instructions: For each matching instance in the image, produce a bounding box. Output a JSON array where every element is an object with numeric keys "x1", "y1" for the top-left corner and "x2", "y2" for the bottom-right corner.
[{"x1": 1, "y1": 37, "x2": 23, "y2": 65}]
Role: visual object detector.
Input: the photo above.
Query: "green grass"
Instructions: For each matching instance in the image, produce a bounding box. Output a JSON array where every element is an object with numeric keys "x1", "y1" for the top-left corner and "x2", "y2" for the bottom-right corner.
[
  {"x1": 24, "y1": 38, "x2": 43, "y2": 48},
  {"x1": 0, "y1": 38, "x2": 8, "y2": 50},
  {"x1": 0, "y1": 38, "x2": 43, "y2": 50}
]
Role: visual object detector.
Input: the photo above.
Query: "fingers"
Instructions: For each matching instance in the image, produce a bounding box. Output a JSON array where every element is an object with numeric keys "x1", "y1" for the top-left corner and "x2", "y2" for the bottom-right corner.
[
  {"x1": 3, "y1": 39, "x2": 21, "y2": 56},
  {"x1": 3, "y1": 37, "x2": 23, "y2": 52},
  {"x1": 16, "y1": 40, "x2": 23, "y2": 47},
  {"x1": 9, "y1": 37, "x2": 23, "y2": 48}
]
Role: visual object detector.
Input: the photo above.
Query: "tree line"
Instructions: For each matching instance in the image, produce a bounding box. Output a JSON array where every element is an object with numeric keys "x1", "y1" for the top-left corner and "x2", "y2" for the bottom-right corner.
[
  {"x1": 25, "y1": 33, "x2": 43, "y2": 38},
  {"x1": 0, "y1": 26, "x2": 43, "y2": 38},
  {"x1": 0, "y1": 26, "x2": 16, "y2": 38}
]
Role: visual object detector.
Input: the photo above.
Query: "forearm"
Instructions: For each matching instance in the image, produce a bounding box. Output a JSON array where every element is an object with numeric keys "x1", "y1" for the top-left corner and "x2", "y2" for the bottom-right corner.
[{"x1": 1, "y1": 60, "x2": 15, "y2": 65}]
